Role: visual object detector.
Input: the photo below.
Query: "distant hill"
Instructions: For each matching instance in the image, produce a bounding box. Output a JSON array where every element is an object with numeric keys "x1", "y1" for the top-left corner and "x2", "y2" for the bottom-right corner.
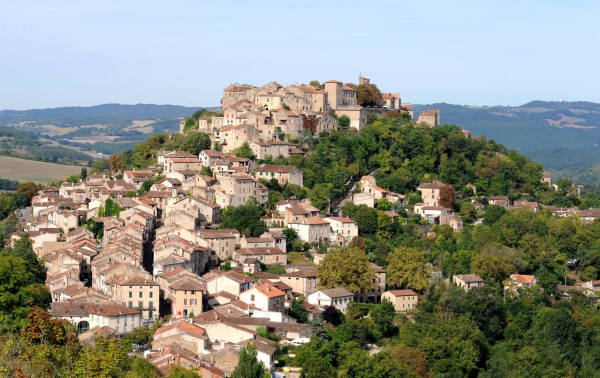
[
  {"x1": 0, "y1": 103, "x2": 212, "y2": 124},
  {"x1": 0, "y1": 103, "x2": 217, "y2": 160},
  {"x1": 413, "y1": 101, "x2": 600, "y2": 170}
]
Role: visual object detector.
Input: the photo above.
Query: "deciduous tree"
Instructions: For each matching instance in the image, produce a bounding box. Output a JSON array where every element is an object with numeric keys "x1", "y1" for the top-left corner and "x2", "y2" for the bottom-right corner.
[
  {"x1": 317, "y1": 247, "x2": 377, "y2": 293},
  {"x1": 471, "y1": 252, "x2": 513, "y2": 283},
  {"x1": 301, "y1": 357, "x2": 337, "y2": 378},
  {"x1": 386, "y1": 246, "x2": 432, "y2": 292},
  {"x1": 17, "y1": 181, "x2": 38, "y2": 201},
  {"x1": 234, "y1": 142, "x2": 255, "y2": 159},
  {"x1": 357, "y1": 84, "x2": 381, "y2": 107}
]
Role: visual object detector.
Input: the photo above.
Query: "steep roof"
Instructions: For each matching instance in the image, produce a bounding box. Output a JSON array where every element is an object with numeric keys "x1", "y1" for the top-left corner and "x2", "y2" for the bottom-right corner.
[{"x1": 511, "y1": 274, "x2": 535, "y2": 284}]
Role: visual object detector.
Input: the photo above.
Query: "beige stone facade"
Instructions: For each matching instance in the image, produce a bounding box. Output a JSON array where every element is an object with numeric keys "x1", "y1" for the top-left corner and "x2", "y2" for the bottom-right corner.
[
  {"x1": 113, "y1": 275, "x2": 159, "y2": 320},
  {"x1": 382, "y1": 289, "x2": 418, "y2": 311},
  {"x1": 255, "y1": 164, "x2": 303, "y2": 187},
  {"x1": 417, "y1": 109, "x2": 440, "y2": 127}
]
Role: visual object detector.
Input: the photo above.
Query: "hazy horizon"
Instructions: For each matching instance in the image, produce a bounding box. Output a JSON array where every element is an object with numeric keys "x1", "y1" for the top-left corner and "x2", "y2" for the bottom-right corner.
[{"x1": 2, "y1": 1, "x2": 599, "y2": 110}]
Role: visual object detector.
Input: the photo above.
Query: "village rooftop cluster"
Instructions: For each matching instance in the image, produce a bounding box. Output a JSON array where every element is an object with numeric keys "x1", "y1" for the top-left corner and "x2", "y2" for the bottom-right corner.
[{"x1": 11, "y1": 77, "x2": 595, "y2": 377}]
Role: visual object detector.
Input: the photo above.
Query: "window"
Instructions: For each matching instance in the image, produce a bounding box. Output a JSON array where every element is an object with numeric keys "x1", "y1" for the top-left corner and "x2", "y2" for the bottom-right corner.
[
  {"x1": 184, "y1": 299, "x2": 188, "y2": 305},
  {"x1": 191, "y1": 291, "x2": 195, "y2": 295},
  {"x1": 149, "y1": 292, "x2": 153, "y2": 298},
  {"x1": 139, "y1": 292, "x2": 143, "y2": 298},
  {"x1": 128, "y1": 301, "x2": 133, "y2": 308},
  {"x1": 129, "y1": 292, "x2": 132, "y2": 298},
  {"x1": 149, "y1": 301, "x2": 154, "y2": 310},
  {"x1": 138, "y1": 301, "x2": 143, "y2": 309},
  {"x1": 251, "y1": 295, "x2": 255, "y2": 301}
]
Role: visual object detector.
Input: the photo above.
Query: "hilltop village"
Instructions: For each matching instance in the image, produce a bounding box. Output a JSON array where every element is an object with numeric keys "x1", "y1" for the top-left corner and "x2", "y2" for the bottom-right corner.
[{"x1": 6, "y1": 76, "x2": 600, "y2": 377}]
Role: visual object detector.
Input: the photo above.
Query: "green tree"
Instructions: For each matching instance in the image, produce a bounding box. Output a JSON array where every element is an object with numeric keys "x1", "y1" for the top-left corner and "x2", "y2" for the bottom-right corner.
[
  {"x1": 80, "y1": 167, "x2": 88, "y2": 180},
  {"x1": 375, "y1": 198, "x2": 392, "y2": 211},
  {"x1": 103, "y1": 198, "x2": 124, "y2": 217},
  {"x1": 338, "y1": 115, "x2": 351, "y2": 128},
  {"x1": 134, "y1": 142, "x2": 151, "y2": 161},
  {"x1": 376, "y1": 210, "x2": 393, "y2": 238},
  {"x1": 301, "y1": 357, "x2": 337, "y2": 378},
  {"x1": 353, "y1": 205, "x2": 378, "y2": 235},
  {"x1": 386, "y1": 246, "x2": 432, "y2": 292},
  {"x1": 235, "y1": 142, "x2": 255, "y2": 159},
  {"x1": 282, "y1": 227, "x2": 299, "y2": 250},
  {"x1": 400, "y1": 315, "x2": 487, "y2": 377},
  {"x1": 483, "y1": 205, "x2": 507, "y2": 225},
  {"x1": 581, "y1": 265, "x2": 597, "y2": 281},
  {"x1": 181, "y1": 131, "x2": 211, "y2": 155},
  {"x1": 17, "y1": 181, "x2": 38, "y2": 201},
  {"x1": 290, "y1": 297, "x2": 309, "y2": 323},
  {"x1": 0, "y1": 255, "x2": 50, "y2": 330},
  {"x1": 310, "y1": 314, "x2": 328, "y2": 343},
  {"x1": 9, "y1": 233, "x2": 46, "y2": 284},
  {"x1": 370, "y1": 299, "x2": 398, "y2": 338},
  {"x1": 200, "y1": 165, "x2": 213, "y2": 177},
  {"x1": 460, "y1": 202, "x2": 477, "y2": 224},
  {"x1": 1, "y1": 213, "x2": 20, "y2": 239},
  {"x1": 308, "y1": 183, "x2": 331, "y2": 211},
  {"x1": 471, "y1": 252, "x2": 514, "y2": 283},
  {"x1": 317, "y1": 247, "x2": 377, "y2": 293},
  {"x1": 220, "y1": 197, "x2": 267, "y2": 237},
  {"x1": 231, "y1": 343, "x2": 265, "y2": 378},
  {"x1": 357, "y1": 83, "x2": 381, "y2": 107},
  {"x1": 167, "y1": 366, "x2": 200, "y2": 377}
]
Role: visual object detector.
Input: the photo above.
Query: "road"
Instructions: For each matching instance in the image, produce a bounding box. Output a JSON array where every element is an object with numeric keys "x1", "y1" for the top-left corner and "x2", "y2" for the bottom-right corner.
[{"x1": 18, "y1": 206, "x2": 32, "y2": 225}]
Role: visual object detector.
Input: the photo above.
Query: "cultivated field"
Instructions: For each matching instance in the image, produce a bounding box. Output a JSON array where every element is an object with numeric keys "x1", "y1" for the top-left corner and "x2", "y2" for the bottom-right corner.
[{"x1": 0, "y1": 156, "x2": 82, "y2": 183}]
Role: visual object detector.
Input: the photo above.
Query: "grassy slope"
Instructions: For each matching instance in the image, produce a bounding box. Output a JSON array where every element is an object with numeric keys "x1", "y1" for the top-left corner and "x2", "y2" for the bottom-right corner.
[{"x1": 0, "y1": 155, "x2": 82, "y2": 183}]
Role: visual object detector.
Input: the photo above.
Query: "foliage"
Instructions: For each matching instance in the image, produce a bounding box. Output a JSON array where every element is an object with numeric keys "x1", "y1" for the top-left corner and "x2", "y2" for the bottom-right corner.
[
  {"x1": 200, "y1": 165, "x2": 213, "y2": 177},
  {"x1": 97, "y1": 198, "x2": 124, "y2": 217},
  {"x1": 0, "y1": 177, "x2": 20, "y2": 191},
  {"x1": 181, "y1": 131, "x2": 211, "y2": 155},
  {"x1": 338, "y1": 115, "x2": 351, "y2": 128},
  {"x1": 316, "y1": 247, "x2": 377, "y2": 293},
  {"x1": 266, "y1": 265, "x2": 286, "y2": 275},
  {"x1": 310, "y1": 315, "x2": 328, "y2": 343},
  {"x1": 357, "y1": 84, "x2": 381, "y2": 107},
  {"x1": 231, "y1": 343, "x2": 265, "y2": 378},
  {"x1": 483, "y1": 205, "x2": 507, "y2": 225},
  {"x1": 386, "y1": 246, "x2": 432, "y2": 292},
  {"x1": 234, "y1": 142, "x2": 255, "y2": 159},
  {"x1": 220, "y1": 197, "x2": 267, "y2": 237},
  {"x1": 300, "y1": 357, "x2": 337, "y2": 378},
  {"x1": 282, "y1": 227, "x2": 299, "y2": 250},
  {"x1": 17, "y1": 181, "x2": 38, "y2": 201},
  {"x1": 307, "y1": 183, "x2": 331, "y2": 211},
  {"x1": 290, "y1": 297, "x2": 309, "y2": 323}
]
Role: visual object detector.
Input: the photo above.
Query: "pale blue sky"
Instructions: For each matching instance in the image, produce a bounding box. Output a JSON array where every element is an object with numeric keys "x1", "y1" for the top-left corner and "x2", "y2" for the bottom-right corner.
[{"x1": 1, "y1": 0, "x2": 599, "y2": 110}]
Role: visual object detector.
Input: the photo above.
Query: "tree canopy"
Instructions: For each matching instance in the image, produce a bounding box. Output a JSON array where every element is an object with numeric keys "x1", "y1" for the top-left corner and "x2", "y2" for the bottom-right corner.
[{"x1": 316, "y1": 247, "x2": 377, "y2": 293}]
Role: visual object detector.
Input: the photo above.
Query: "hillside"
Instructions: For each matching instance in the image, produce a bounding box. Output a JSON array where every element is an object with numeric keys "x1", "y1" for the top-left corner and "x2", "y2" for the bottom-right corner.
[
  {"x1": 0, "y1": 103, "x2": 215, "y2": 158},
  {"x1": 0, "y1": 155, "x2": 83, "y2": 183},
  {"x1": 413, "y1": 101, "x2": 600, "y2": 169}
]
